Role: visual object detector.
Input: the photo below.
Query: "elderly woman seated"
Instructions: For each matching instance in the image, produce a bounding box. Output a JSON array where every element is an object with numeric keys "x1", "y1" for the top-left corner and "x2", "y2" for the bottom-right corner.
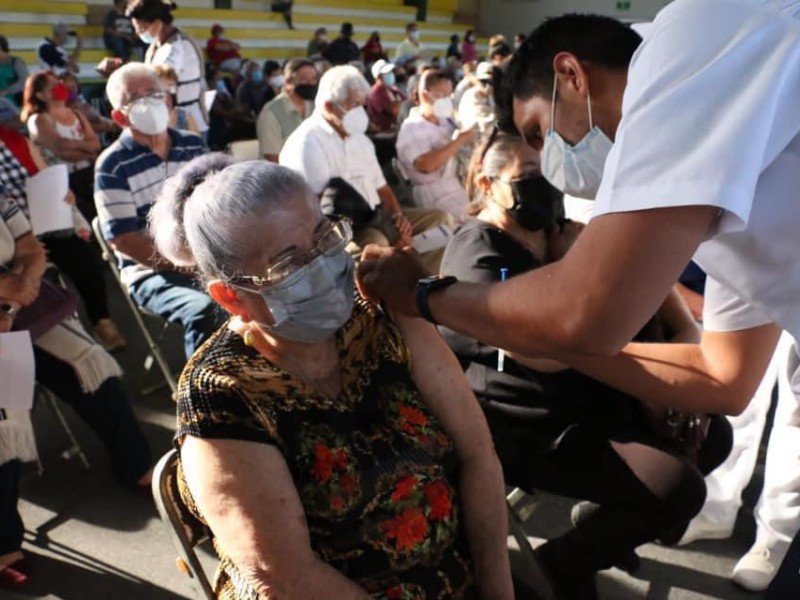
[
  {"x1": 438, "y1": 130, "x2": 733, "y2": 599},
  {"x1": 149, "y1": 154, "x2": 514, "y2": 599}
]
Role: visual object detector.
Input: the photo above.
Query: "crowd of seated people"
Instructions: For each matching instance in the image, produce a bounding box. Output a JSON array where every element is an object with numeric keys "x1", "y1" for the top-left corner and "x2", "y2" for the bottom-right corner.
[{"x1": 3, "y1": 11, "x2": 795, "y2": 598}]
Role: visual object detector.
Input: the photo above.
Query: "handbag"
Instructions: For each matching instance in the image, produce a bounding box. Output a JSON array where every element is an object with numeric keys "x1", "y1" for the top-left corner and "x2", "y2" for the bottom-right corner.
[
  {"x1": 12, "y1": 279, "x2": 78, "y2": 341},
  {"x1": 319, "y1": 177, "x2": 402, "y2": 245}
]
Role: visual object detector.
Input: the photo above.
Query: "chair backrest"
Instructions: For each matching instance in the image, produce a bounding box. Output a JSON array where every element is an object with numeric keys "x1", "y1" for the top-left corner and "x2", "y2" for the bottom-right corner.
[
  {"x1": 228, "y1": 139, "x2": 261, "y2": 161},
  {"x1": 152, "y1": 449, "x2": 215, "y2": 600}
]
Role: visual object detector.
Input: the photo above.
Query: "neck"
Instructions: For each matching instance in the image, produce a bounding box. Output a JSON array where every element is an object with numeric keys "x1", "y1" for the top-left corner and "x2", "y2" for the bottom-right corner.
[
  {"x1": 420, "y1": 106, "x2": 438, "y2": 125},
  {"x1": 323, "y1": 110, "x2": 347, "y2": 139},
  {"x1": 131, "y1": 129, "x2": 170, "y2": 157},
  {"x1": 478, "y1": 202, "x2": 548, "y2": 260},
  {"x1": 157, "y1": 24, "x2": 174, "y2": 45},
  {"x1": 585, "y1": 65, "x2": 627, "y2": 142}
]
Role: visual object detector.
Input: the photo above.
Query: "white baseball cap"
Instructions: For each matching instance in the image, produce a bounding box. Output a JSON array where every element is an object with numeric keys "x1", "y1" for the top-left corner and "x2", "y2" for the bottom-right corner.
[
  {"x1": 476, "y1": 61, "x2": 494, "y2": 81},
  {"x1": 371, "y1": 59, "x2": 395, "y2": 80}
]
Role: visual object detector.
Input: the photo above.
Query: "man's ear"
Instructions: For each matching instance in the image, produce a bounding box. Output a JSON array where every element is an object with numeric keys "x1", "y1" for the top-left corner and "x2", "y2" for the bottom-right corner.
[
  {"x1": 552, "y1": 52, "x2": 590, "y2": 99},
  {"x1": 111, "y1": 108, "x2": 128, "y2": 128}
]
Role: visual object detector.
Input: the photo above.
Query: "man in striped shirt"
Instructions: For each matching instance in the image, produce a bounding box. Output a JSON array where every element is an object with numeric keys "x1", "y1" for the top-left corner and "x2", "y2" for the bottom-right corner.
[{"x1": 94, "y1": 63, "x2": 221, "y2": 359}]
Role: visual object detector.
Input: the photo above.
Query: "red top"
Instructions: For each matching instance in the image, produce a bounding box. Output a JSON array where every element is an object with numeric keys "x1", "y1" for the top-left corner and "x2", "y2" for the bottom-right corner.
[
  {"x1": 0, "y1": 126, "x2": 39, "y2": 176},
  {"x1": 366, "y1": 82, "x2": 405, "y2": 133},
  {"x1": 206, "y1": 37, "x2": 241, "y2": 66}
]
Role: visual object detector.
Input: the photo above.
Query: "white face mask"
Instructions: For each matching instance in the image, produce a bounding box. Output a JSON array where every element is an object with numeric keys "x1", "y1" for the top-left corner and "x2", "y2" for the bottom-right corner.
[
  {"x1": 340, "y1": 105, "x2": 369, "y2": 135},
  {"x1": 126, "y1": 96, "x2": 170, "y2": 135},
  {"x1": 431, "y1": 97, "x2": 454, "y2": 120},
  {"x1": 409, "y1": 30, "x2": 420, "y2": 42},
  {"x1": 139, "y1": 31, "x2": 155, "y2": 44},
  {"x1": 541, "y1": 74, "x2": 613, "y2": 199},
  {"x1": 269, "y1": 74, "x2": 285, "y2": 89}
]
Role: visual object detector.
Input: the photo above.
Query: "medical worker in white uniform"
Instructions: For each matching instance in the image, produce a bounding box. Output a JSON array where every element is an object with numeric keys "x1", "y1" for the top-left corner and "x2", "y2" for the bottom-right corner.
[{"x1": 356, "y1": 1, "x2": 800, "y2": 594}]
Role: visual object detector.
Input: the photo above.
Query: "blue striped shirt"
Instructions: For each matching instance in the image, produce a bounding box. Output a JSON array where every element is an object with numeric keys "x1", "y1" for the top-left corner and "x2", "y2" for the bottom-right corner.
[{"x1": 94, "y1": 128, "x2": 204, "y2": 286}]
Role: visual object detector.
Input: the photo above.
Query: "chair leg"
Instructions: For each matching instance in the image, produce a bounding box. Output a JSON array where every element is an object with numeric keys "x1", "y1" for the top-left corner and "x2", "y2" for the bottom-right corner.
[{"x1": 42, "y1": 390, "x2": 91, "y2": 471}]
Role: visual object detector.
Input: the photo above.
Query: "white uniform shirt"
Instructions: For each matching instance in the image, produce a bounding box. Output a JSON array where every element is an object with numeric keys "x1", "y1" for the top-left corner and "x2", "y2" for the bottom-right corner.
[
  {"x1": 396, "y1": 108, "x2": 468, "y2": 221},
  {"x1": 593, "y1": 0, "x2": 800, "y2": 339},
  {"x1": 146, "y1": 29, "x2": 209, "y2": 133},
  {"x1": 279, "y1": 112, "x2": 386, "y2": 209}
]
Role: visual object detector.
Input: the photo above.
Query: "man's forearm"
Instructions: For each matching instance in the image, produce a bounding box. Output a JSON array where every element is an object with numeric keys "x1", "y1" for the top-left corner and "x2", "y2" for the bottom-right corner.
[{"x1": 413, "y1": 138, "x2": 462, "y2": 173}]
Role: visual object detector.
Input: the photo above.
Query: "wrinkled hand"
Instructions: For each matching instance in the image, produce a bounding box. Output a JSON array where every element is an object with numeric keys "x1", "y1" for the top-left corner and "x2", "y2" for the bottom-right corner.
[
  {"x1": 356, "y1": 245, "x2": 425, "y2": 316},
  {"x1": 0, "y1": 270, "x2": 41, "y2": 308},
  {"x1": 392, "y1": 213, "x2": 413, "y2": 247},
  {"x1": 547, "y1": 220, "x2": 584, "y2": 262},
  {"x1": 0, "y1": 312, "x2": 14, "y2": 333}
]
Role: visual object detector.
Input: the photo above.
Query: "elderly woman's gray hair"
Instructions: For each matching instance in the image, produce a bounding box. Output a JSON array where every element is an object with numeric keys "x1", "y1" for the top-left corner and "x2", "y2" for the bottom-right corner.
[
  {"x1": 149, "y1": 155, "x2": 313, "y2": 280},
  {"x1": 106, "y1": 62, "x2": 162, "y2": 110},
  {"x1": 314, "y1": 65, "x2": 371, "y2": 110}
]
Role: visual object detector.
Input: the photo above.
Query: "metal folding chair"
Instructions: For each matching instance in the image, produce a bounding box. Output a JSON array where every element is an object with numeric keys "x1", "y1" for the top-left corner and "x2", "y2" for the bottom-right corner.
[
  {"x1": 91, "y1": 218, "x2": 177, "y2": 395},
  {"x1": 34, "y1": 384, "x2": 91, "y2": 472},
  {"x1": 152, "y1": 449, "x2": 215, "y2": 600},
  {"x1": 507, "y1": 487, "x2": 556, "y2": 600}
]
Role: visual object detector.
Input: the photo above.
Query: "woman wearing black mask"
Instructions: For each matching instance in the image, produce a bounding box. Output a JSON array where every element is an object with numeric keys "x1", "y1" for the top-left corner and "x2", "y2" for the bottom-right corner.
[{"x1": 439, "y1": 130, "x2": 732, "y2": 599}]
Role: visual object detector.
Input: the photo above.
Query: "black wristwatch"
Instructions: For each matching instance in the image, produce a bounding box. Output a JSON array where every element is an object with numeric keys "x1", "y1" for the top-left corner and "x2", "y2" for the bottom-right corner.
[{"x1": 415, "y1": 275, "x2": 458, "y2": 326}]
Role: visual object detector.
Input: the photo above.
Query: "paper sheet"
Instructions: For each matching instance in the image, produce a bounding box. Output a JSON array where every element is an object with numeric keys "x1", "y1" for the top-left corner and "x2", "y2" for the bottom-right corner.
[
  {"x1": 0, "y1": 331, "x2": 35, "y2": 411},
  {"x1": 25, "y1": 164, "x2": 72, "y2": 235},
  {"x1": 411, "y1": 224, "x2": 453, "y2": 254},
  {"x1": 203, "y1": 90, "x2": 217, "y2": 113}
]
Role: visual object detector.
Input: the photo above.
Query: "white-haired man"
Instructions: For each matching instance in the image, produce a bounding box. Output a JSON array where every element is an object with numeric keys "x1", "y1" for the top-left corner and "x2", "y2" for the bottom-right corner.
[
  {"x1": 94, "y1": 62, "x2": 222, "y2": 359},
  {"x1": 280, "y1": 65, "x2": 450, "y2": 272}
]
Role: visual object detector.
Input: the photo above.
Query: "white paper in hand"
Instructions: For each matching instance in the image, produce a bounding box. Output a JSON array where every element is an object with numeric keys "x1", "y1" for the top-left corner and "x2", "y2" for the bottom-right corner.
[
  {"x1": 411, "y1": 224, "x2": 453, "y2": 254},
  {"x1": 25, "y1": 164, "x2": 72, "y2": 235},
  {"x1": 203, "y1": 90, "x2": 217, "y2": 113},
  {"x1": 0, "y1": 331, "x2": 35, "y2": 411}
]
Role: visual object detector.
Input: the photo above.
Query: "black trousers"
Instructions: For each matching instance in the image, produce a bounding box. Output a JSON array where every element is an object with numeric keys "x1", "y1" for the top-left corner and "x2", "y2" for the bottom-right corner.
[
  {"x1": 0, "y1": 460, "x2": 23, "y2": 556},
  {"x1": 34, "y1": 347, "x2": 152, "y2": 488},
  {"x1": 493, "y1": 408, "x2": 732, "y2": 576},
  {"x1": 41, "y1": 234, "x2": 110, "y2": 325}
]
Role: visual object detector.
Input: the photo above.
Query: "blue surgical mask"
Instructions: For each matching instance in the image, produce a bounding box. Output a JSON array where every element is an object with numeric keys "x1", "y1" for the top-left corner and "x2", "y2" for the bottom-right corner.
[
  {"x1": 541, "y1": 74, "x2": 613, "y2": 199},
  {"x1": 382, "y1": 72, "x2": 395, "y2": 86},
  {"x1": 255, "y1": 250, "x2": 355, "y2": 343},
  {"x1": 215, "y1": 79, "x2": 228, "y2": 93},
  {"x1": 251, "y1": 69, "x2": 264, "y2": 83},
  {"x1": 139, "y1": 31, "x2": 155, "y2": 45}
]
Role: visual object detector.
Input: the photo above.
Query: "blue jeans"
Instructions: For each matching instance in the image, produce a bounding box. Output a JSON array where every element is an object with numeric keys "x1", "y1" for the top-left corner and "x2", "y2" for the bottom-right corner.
[{"x1": 130, "y1": 271, "x2": 223, "y2": 359}]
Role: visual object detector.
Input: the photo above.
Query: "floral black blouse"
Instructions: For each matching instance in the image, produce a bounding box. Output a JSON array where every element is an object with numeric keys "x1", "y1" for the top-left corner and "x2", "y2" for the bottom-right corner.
[{"x1": 175, "y1": 298, "x2": 475, "y2": 599}]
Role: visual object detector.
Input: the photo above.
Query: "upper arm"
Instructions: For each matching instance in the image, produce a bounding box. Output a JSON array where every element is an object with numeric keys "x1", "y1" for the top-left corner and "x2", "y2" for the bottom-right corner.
[
  {"x1": 517, "y1": 205, "x2": 718, "y2": 355},
  {"x1": 27, "y1": 114, "x2": 58, "y2": 148},
  {"x1": 180, "y1": 436, "x2": 316, "y2": 591},
  {"x1": 393, "y1": 315, "x2": 495, "y2": 464},
  {"x1": 26, "y1": 139, "x2": 49, "y2": 171}
]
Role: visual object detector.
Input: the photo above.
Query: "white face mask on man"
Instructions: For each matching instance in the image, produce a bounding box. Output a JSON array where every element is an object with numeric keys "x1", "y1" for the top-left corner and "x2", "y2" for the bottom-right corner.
[
  {"x1": 431, "y1": 96, "x2": 454, "y2": 120},
  {"x1": 541, "y1": 74, "x2": 613, "y2": 199},
  {"x1": 126, "y1": 95, "x2": 170, "y2": 135},
  {"x1": 339, "y1": 104, "x2": 369, "y2": 135}
]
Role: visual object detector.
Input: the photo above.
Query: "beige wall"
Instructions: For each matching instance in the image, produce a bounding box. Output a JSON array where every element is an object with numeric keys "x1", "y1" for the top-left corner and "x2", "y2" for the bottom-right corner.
[{"x1": 478, "y1": 0, "x2": 670, "y2": 37}]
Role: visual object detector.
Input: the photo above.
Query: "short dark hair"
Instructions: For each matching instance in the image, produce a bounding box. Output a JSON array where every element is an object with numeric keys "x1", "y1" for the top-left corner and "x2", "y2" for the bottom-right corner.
[
  {"x1": 0, "y1": 35, "x2": 8, "y2": 54},
  {"x1": 341, "y1": 22, "x2": 353, "y2": 34},
  {"x1": 284, "y1": 58, "x2": 315, "y2": 81},
  {"x1": 126, "y1": 0, "x2": 176, "y2": 24},
  {"x1": 406, "y1": 22, "x2": 417, "y2": 31},
  {"x1": 262, "y1": 60, "x2": 281, "y2": 76},
  {"x1": 507, "y1": 14, "x2": 641, "y2": 102},
  {"x1": 489, "y1": 42, "x2": 512, "y2": 60}
]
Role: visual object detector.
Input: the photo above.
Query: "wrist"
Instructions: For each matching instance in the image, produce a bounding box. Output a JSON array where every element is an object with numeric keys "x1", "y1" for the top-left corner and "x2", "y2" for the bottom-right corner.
[{"x1": 415, "y1": 275, "x2": 458, "y2": 326}]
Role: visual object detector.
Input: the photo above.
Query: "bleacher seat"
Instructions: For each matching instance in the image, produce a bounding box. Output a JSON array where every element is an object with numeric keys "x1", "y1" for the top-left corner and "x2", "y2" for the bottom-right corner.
[{"x1": 1, "y1": 0, "x2": 486, "y2": 84}]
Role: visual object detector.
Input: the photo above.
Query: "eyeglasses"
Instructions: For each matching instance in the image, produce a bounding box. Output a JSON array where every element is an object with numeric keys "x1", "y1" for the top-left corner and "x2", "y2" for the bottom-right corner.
[
  {"x1": 229, "y1": 216, "x2": 352, "y2": 288},
  {"x1": 122, "y1": 91, "x2": 167, "y2": 111}
]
